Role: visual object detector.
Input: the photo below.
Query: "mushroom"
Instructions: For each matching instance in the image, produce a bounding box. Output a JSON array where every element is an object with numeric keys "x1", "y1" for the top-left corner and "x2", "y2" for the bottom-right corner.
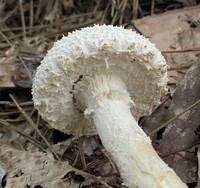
[{"x1": 32, "y1": 25, "x2": 187, "y2": 188}]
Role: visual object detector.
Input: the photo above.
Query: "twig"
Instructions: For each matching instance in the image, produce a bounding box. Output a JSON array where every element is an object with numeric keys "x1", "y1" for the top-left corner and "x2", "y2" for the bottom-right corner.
[
  {"x1": 0, "y1": 30, "x2": 13, "y2": 46},
  {"x1": 74, "y1": 168, "x2": 113, "y2": 188},
  {"x1": 119, "y1": 0, "x2": 128, "y2": 26},
  {"x1": 29, "y1": 0, "x2": 34, "y2": 35},
  {"x1": 78, "y1": 136, "x2": 87, "y2": 169},
  {"x1": 168, "y1": 62, "x2": 194, "y2": 71},
  {"x1": 185, "y1": 14, "x2": 200, "y2": 28},
  {"x1": 139, "y1": 94, "x2": 171, "y2": 126},
  {"x1": 100, "y1": 147, "x2": 118, "y2": 174},
  {"x1": 0, "y1": 119, "x2": 46, "y2": 151},
  {"x1": 151, "y1": 0, "x2": 155, "y2": 16},
  {"x1": 0, "y1": 108, "x2": 32, "y2": 116},
  {"x1": 100, "y1": 2, "x2": 110, "y2": 24},
  {"x1": 45, "y1": 16, "x2": 102, "y2": 38},
  {"x1": 162, "y1": 47, "x2": 200, "y2": 54},
  {"x1": 2, "y1": 5, "x2": 18, "y2": 22},
  {"x1": 85, "y1": 156, "x2": 107, "y2": 170},
  {"x1": 149, "y1": 98, "x2": 200, "y2": 135},
  {"x1": 0, "y1": 101, "x2": 33, "y2": 107},
  {"x1": 94, "y1": 137, "x2": 118, "y2": 174},
  {"x1": 9, "y1": 94, "x2": 60, "y2": 160},
  {"x1": 110, "y1": 0, "x2": 143, "y2": 34},
  {"x1": 1, "y1": 12, "x2": 99, "y2": 32},
  {"x1": 161, "y1": 141, "x2": 200, "y2": 158},
  {"x1": 72, "y1": 151, "x2": 80, "y2": 167},
  {"x1": 19, "y1": 0, "x2": 26, "y2": 39},
  {"x1": 17, "y1": 53, "x2": 33, "y2": 82},
  {"x1": 133, "y1": 0, "x2": 139, "y2": 19}
]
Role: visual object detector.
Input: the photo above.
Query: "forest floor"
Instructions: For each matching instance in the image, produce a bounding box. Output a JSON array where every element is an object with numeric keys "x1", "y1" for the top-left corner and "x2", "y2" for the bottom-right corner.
[{"x1": 0, "y1": 1, "x2": 200, "y2": 187}]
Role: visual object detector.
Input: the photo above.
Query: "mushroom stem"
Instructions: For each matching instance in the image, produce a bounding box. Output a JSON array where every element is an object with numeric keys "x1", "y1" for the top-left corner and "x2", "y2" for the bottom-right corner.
[{"x1": 79, "y1": 74, "x2": 187, "y2": 188}]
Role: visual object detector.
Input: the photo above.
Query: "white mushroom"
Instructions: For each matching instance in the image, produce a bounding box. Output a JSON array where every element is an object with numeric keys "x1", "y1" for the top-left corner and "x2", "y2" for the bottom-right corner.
[{"x1": 32, "y1": 25, "x2": 187, "y2": 188}]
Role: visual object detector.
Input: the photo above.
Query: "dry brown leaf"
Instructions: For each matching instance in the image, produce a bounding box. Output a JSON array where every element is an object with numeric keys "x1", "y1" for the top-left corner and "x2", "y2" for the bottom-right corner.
[
  {"x1": 143, "y1": 60, "x2": 200, "y2": 183},
  {"x1": 0, "y1": 56, "x2": 18, "y2": 88},
  {"x1": 134, "y1": 6, "x2": 200, "y2": 51},
  {"x1": 0, "y1": 145, "x2": 75, "y2": 188},
  {"x1": 134, "y1": 6, "x2": 200, "y2": 85},
  {"x1": 0, "y1": 144, "x2": 112, "y2": 188}
]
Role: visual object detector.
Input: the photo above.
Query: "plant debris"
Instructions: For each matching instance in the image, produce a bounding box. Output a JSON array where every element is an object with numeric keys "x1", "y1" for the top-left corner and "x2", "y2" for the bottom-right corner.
[{"x1": 0, "y1": 0, "x2": 200, "y2": 187}]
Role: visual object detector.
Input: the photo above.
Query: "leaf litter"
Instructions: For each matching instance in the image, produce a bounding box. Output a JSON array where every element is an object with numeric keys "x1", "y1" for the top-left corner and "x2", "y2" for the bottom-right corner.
[{"x1": 0, "y1": 1, "x2": 200, "y2": 187}]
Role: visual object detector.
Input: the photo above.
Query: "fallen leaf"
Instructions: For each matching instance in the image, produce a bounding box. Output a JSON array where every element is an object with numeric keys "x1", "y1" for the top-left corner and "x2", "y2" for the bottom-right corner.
[
  {"x1": 0, "y1": 144, "x2": 112, "y2": 188},
  {"x1": 143, "y1": 60, "x2": 200, "y2": 183}
]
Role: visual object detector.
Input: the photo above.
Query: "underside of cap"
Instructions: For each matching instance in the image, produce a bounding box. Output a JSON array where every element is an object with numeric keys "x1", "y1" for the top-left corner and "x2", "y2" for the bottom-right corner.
[{"x1": 32, "y1": 25, "x2": 168, "y2": 136}]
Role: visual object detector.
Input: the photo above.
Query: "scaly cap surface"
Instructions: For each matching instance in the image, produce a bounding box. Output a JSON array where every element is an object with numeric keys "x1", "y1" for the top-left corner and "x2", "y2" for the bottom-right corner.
[{"x1": 32, "y1": 25, "x2": 168, "y2": 136}]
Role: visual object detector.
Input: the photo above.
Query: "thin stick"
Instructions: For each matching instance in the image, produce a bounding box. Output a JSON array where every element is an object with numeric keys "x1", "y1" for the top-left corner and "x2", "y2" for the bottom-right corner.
[
  {"x1": 78, "y1": 136, "x2": 87, "y2": 169},
  {"x1": 161, "y1": 141, "x2": 200, "y2": 158},
  {"x1": 162, "y1": 47, "x2": 200, "y2": 54},
  {"x1": 29, "y1": 0, "x2": 34, "y2": 35},
  {"x1": 2, "y1": 6, "x2": 18, "y2": 22},
  {"x1": 0, "y1": 108, "x2": 32, "y2": 116},
  {"x1": 0, "y1": 101, "x2": 33, "y2": 107},
  {"x1": 168, "y1": 62, "x2": 194, "y2": 71},
  {"x1": 9, "y1": 94, "x2": 60, "y2": 160},
  {"x1": 151, "y1": 0, "x2": 155, "y2": 16},
  {"x1": 19, "y1": 0, "x2": 26, "y2": 39},
  {"x1": 0, "y1": 30, "x2": 13, "y2": 46},
  {"x1": 133, "y1": 0, "x2": 139, "y2": 19},
  {"x1": 100, "y1": 147, "x2": 118, "y2": 174},
  {"x1": 1, "y1": 12, "x2": 98, "y2": 32},
  {"x1": 72, "y1": 151, "x2": 80, "y2": 167},
  {"x1": 94, "y1": 137, "x2": 118, "y2": 173},
  {"x1": 119, "y1": 0, "x2": 127, "y2": 25},
  {"x1": 0, "y1": 119, "x2": 46, "y2": 151},
  {"x1": 110, "y1": 0, "x2": 143, "y2": 35},
  {"x1": 17, "y1": 53, "x2": 33, "y2": 82},
  {"x1": 149, "y1": 98, "x2": 200, "y2": 135},
  {"x1": 139, "y1": 94, "x2": 171, "y2": 126},
  {"x1": 74, "y1": 168, "x2": 113, "y2": 188},
  {"x1": 111, "y1": 0, "x2": 124, "y2": 25}
]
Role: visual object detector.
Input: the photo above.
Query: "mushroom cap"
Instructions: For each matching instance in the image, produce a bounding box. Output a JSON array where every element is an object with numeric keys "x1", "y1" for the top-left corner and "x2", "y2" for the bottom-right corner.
[{"x1": 32, "y1": 25, "x2": 168, "y2": 136}]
